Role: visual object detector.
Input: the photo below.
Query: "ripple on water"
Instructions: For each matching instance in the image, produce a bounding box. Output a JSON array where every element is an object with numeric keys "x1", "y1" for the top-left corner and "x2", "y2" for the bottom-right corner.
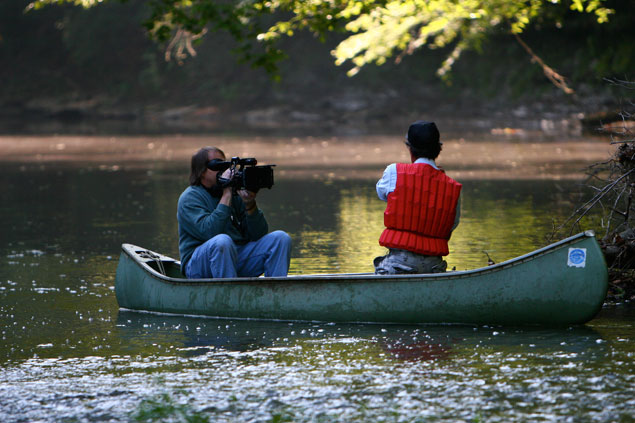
[{"x1": 0, "y1": 322, "x2": 633, "y2": 423}]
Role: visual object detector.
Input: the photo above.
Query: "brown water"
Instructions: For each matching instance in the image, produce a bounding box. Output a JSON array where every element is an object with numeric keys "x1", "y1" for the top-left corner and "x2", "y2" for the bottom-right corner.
[{"x1": 0, "y1": 134, "x2": 633, "y2": 422}]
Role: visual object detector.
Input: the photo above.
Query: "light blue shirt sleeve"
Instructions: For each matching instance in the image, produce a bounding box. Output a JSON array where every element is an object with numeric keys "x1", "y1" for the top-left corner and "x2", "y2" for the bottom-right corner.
[{"x1": 376, "y1": 163, "x2": 397, "y2": 202}]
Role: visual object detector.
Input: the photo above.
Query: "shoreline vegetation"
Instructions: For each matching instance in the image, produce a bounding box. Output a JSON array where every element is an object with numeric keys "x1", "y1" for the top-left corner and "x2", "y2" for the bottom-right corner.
[{"x1": 577, "y1": 117, "x2": 635, "y2": 305}]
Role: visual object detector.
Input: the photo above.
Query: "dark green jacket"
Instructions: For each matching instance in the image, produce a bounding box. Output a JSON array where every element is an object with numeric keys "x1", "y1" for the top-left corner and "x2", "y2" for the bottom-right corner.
[{"x1": 177, "y1": 185, "x2": 268, "y2": 272}]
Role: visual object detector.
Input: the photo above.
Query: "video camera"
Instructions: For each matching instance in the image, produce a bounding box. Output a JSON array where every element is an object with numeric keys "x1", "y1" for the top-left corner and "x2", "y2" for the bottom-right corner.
[{"x1": 206, "y1": 156, "x2": 275, "y2": 192}]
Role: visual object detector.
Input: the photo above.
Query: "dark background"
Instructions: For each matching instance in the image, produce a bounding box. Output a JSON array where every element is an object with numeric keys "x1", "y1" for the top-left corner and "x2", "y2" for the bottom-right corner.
[{"x1": 1, "y1": 0, "x2": 633, "y2": 133}]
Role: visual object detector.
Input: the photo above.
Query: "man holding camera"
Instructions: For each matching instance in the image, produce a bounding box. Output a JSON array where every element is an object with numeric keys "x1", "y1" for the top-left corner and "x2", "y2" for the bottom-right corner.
[
  {"x1": 177, "y1": 146, "x2": 292, "y2": 279},
  {"x1": 374, "y1": 121, "x2": 461, "y2": 274}
]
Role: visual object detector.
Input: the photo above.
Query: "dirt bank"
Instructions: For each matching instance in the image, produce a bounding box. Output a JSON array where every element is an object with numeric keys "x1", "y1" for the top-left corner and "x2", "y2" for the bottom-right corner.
[{"x1": 0, "y1": 134, "x2": 615, "y2": 181}]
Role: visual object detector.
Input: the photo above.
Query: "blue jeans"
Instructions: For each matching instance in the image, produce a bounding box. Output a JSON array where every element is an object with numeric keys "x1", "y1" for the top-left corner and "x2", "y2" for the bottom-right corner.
[
  {"x1": 185, "y1": 230, "x2": 292, "y2": 278},
  {"x1": 374, "y1": 249, "x2": 447, "y2": 274}
]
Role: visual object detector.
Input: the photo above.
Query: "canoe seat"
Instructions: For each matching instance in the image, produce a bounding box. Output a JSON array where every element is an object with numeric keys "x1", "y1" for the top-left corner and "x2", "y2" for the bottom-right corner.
[{"x1": 135, "y1": 249, "x2": 176, "y2": 276}]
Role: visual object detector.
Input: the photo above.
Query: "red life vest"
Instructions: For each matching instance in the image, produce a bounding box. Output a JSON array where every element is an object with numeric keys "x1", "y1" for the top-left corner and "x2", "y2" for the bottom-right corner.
[{"x1": 379, "y1": 163, "x2": 462, "y2": 256}]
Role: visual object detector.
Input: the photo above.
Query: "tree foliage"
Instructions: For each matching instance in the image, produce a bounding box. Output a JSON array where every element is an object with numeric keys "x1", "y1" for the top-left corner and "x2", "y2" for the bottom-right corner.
[{"x1": 27, "y1": 0, "x2": 615, "y2": 82}]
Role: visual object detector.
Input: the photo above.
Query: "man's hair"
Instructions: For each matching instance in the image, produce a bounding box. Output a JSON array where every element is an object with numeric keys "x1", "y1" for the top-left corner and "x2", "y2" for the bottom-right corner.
[
  {"x1": 190, "y1": 146, "x2": 225, "y2": 186},
  {"x1": 408, "y1": 143, "x2": 442, "y2": 160}
]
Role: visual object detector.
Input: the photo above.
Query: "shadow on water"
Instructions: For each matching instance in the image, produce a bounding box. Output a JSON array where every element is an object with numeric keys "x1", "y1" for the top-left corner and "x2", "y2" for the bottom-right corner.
[{"x1": 115, "y1": 310, "x2": 608, "y2": 363}]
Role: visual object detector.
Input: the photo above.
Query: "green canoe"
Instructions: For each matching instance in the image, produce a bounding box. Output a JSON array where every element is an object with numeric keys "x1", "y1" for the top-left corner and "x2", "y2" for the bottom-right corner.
[{"x1": 115, "y1": 231, "x2": 608, "y2": 325}]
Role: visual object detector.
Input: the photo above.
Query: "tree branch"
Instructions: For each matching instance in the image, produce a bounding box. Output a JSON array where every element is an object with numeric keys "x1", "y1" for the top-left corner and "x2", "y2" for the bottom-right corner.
[
  {"x1": 514, "y1": 33, "x2": 575, "y2": 95},
  {"x1": 557, "y1": 168, "x2": 635, "y2": 235}
]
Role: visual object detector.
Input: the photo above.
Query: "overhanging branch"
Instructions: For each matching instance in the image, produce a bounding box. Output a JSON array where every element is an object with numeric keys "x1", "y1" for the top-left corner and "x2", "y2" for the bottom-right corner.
[{"x1": 514, "y1": 33, "x2": 575, "y2": 95}]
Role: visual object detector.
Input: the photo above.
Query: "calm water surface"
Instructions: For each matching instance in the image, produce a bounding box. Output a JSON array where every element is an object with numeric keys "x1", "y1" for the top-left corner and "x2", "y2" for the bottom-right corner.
[{"x1": 0, "y1": 135, "x2": 633, "y2": 422}]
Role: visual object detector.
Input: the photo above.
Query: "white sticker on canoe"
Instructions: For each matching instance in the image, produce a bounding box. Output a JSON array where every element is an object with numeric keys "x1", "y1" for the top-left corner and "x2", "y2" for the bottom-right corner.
[{"x1": 567, "y1": 248, "x2": 587, "y2": 268}]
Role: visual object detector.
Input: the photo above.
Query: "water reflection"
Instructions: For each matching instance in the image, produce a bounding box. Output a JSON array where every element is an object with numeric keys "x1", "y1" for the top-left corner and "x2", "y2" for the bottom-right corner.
[
  {"x1": 0, "y1": 157, "x2": 601, "y2": 275},
  {"x1": 114, "y1": 311, "x2": 610, "y2": 364},
  {"x1": 268, "y1": 178, "x2": 591, "y2": 274}
]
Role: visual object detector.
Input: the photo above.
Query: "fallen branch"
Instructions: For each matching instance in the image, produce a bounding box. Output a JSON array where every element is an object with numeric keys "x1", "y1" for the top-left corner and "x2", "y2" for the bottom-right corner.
[{"x1": 556, "y1": 168, "x2": 635, "y2": 235}]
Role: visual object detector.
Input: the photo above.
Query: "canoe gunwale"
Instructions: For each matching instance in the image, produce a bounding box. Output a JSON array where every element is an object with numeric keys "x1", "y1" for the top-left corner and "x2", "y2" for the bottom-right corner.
[{"x1": 120, "y1": 231, "x2": 598, "y2": 286}]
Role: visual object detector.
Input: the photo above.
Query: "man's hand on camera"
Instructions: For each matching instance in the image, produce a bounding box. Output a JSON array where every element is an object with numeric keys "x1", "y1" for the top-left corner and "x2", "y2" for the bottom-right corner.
[
  {"x1": 218, "y1": 168, "x2": 233, "y2": 206},
  {"x1": 220, "y1": 168, "x2": 233, "y2": 193},
  {"x1": 239, "y1": 190, "x2": 258, "y2": 214},
  {"x1": 220, "y1": 168, "x2": 233, "y2": 181}
]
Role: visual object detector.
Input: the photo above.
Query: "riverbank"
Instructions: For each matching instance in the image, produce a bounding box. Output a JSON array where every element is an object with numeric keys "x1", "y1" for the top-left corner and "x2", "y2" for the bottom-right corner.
[
  {"x1": 607, "y1": 270, "x2": 635, "y2": 304},
  {"x1": 0, "y1": 133, "x2": 615, "y2": 180}
]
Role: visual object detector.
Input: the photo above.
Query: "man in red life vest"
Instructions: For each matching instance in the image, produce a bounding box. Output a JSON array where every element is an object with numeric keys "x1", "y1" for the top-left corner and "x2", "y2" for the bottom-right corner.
[{"x1": 374, "y1": 121, "x2": 461, "y2": 274}]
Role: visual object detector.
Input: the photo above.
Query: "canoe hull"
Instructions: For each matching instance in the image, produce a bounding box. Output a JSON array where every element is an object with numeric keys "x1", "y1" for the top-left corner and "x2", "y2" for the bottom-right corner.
[{"x1": 115, "y1": 232, "x2": 608, "y2": 325}]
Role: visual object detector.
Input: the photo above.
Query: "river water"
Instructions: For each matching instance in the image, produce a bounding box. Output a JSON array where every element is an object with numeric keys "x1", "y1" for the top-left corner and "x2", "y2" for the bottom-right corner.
[{"x1": 1, "y1": 133, "x2": 633, "y2": 422}]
